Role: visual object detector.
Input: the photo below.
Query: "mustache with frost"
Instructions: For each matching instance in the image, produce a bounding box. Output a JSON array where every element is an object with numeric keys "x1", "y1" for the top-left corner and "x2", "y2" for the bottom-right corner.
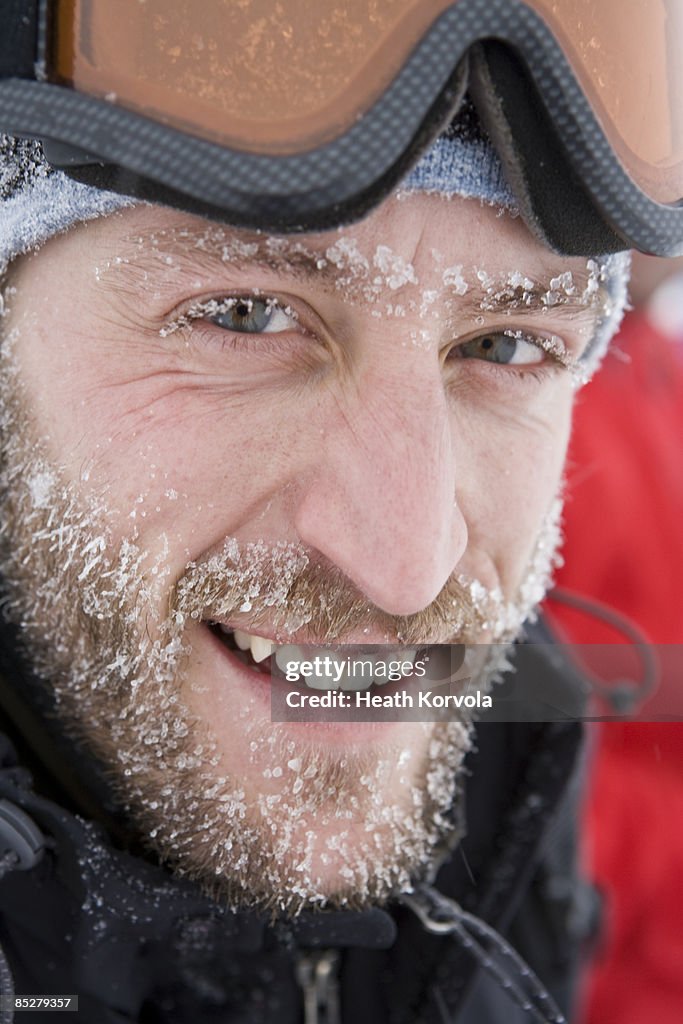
[{"x1": 169, "y1": 538, "x2": 497, "y2": 648}]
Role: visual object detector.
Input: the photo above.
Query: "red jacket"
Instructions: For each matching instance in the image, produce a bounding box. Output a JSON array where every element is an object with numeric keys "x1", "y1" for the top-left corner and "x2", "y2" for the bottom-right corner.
[{"x1": 545, "y1": 310, "x2": 683, "y2": 1024}]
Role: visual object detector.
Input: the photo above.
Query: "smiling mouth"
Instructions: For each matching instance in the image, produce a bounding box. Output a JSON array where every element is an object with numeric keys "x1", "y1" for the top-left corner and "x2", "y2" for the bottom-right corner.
[
  {"x1": 207, "y1": 622, "x2": 274, "y2": 675},
  {"x1": 206, "y1": 622, "x2": 426, "y2": 691}
]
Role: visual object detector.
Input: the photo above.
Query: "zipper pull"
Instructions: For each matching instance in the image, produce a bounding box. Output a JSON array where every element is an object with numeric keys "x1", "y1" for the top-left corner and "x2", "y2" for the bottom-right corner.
[{"x1": 295, "y1": 949, "x2": 341, "y2": 1024}]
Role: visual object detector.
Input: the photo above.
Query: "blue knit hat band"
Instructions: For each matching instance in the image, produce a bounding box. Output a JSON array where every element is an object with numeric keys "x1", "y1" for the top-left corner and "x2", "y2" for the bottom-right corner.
[
  {"x1": 0, "y1": 130, "x2": 519, "y2": 273},
  {"x1": 0, "y1": 137, "x2": 135, "y2": 273},
  {"x1": 401, "y1": 133, "x2": 518, "y2": 210}
]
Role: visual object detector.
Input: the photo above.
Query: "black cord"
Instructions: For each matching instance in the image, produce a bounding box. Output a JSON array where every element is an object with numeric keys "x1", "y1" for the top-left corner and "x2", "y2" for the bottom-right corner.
[
  {"x1": 401, "y1": 885, "x2": 565, "y2": 1024},
  {"x1": 546, "y1": 588, "x2": 659, "y2": 715}
]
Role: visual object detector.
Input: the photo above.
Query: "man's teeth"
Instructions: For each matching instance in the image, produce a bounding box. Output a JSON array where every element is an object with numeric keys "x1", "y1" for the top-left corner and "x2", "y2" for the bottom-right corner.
[
  {"x1": 233, "y1": 629, "x2": 251, "y2": 652},
  {"x1": 221, "y1": 626, "x2": 273, "y2": 663},
  {"x1": 275, "y1": 641, "x2": 419, "y2": 690}
]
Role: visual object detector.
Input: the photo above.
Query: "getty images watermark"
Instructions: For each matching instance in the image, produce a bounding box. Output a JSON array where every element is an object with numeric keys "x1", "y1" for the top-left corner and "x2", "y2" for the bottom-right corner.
[
  {"x1": 270, "y1": 643, "x2": 679, "y2": 723},
  {"x1": 271, "y1": 645, "x2": 493, "y2": 723}
]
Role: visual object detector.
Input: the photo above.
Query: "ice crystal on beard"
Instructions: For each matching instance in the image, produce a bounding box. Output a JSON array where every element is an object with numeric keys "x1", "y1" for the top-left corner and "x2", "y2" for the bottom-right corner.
[
  {"x1": 0, "y1": 468, "x2": 472, "y2": 913},
  {"x1": 0, "y1": 294, "x2": 566, "y2": 917},
  {"x1": 27, "y1": 469, "x2": 56, "y2": 509}
]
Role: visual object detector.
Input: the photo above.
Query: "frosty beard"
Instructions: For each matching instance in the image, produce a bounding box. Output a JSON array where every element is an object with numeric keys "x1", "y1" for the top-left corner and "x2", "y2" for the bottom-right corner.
[{"x1": 0, "y1": 340, "x2": 563, "y2": 915}]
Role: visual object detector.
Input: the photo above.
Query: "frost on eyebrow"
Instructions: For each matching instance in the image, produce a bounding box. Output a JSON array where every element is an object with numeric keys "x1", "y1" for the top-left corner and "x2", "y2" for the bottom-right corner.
[
  {"x1": 91, "y1": 224, "x2": 612, "y2": 372},
  {"x1": 471, "y1": 261, "x2": 608, "y2": 315},
  {"x1": 93, "y1": 225, "x2": 425, "y2": 310},
  {"x1": 446, "y1": 259, "x2": 612, "y2": 380},
  {"x1": 442, "y1": 265, "x2": 468, "y2": 295},
  {"x1": 323, "y1": 236, "x2": 369, "y2": 277}
]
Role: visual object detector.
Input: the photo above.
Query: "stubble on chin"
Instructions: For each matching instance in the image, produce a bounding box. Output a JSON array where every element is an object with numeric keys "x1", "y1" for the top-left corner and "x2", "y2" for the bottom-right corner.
[
  {"x1": 0, "y1": 384, "x2": 475, "y2": 913},
  {"x1": 0, "y1": 313, "x2": 562, "y2": 913}
]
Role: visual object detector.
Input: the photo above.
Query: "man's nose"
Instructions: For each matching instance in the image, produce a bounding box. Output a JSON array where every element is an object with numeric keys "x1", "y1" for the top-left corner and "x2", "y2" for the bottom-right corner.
[{"x1": 294, "y1": 366, "x2": 468, "y2": 616}]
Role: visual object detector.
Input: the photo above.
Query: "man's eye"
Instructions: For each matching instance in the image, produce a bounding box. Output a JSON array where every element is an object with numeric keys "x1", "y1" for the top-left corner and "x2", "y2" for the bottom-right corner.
[
  {"x1": 209, "y1": 297, "x2": 297, "y2": 334},
  {"x1": 454, "y1": 331, "x2": 544, "y2": 366}
]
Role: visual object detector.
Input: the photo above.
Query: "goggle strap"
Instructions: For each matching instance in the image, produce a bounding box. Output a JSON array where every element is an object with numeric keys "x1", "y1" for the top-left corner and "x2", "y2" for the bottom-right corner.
[
  {"x1": 470, "y1": 42, "x2": 626, "y2": 255},
  {"x1": 52, "y1": 60, "x2": 470, "y2": 236}
]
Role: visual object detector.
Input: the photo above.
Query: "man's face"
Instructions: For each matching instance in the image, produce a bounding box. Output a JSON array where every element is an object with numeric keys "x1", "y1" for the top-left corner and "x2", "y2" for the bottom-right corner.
[{"x1": 0, "y1": 193, "x2": 604, "y2": 911}]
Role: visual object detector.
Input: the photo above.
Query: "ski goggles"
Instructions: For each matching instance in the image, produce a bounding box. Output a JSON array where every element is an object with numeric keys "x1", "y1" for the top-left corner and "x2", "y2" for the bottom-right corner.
[{"x1": 1, "y1": 0, "x2": 682, "y2": 255}]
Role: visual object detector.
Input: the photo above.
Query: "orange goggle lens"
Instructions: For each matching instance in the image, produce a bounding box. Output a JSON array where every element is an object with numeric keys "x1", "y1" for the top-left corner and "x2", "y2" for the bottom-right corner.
[
  {"x1": 48, "y1": 0, "x2": 683, "y2": 204},
  {"x1": 533, "y1": 0, "x2": 683, "y2": 204},
  {"x1": 48, "y1": 0, "x2": 455, "y2": 153}
]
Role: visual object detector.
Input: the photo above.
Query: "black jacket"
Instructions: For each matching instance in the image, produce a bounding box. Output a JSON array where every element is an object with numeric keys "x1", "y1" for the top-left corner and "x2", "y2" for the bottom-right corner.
[{"x1": 0, "y1": 620, "x2": 593, "y2": 1024}]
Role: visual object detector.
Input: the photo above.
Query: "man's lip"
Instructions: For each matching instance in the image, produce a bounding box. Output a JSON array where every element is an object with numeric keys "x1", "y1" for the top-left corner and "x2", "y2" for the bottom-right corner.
[
  {"x1": 202, "y1": 618, "x2": 279, "y2": 643},
  {"x1": 200, "y1": 617, "x2": 407, "y2": 648},
  {"x1": 199, "y1": 621, "x2": 404, "y2": 741}
]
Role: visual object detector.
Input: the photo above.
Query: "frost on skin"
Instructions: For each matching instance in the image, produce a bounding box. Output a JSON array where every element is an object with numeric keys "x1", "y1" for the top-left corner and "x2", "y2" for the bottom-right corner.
[
  {"x1": 442, "y1": 264, "x2": 468, "y2": 295},
  {"x1": 0, "y1": 208, "x2": 580, "y2": 916},
  {"x1": 108, "y1": 225, "x2": 620, "y2": 384},
  {"x1": 324, "y1": 236, "x2": 370, "y2": 276},
  {"x1": 98, "y1": 223, "x2": 622, "y2": 379},
  {"x1": 474, "y1": 263, "x2": 606, "y2": 315},
  {"x1": 0, "y1": 301, "x2": 564, "y2": 915},
  {"x1": 27, "y1": 469, "x2": 56, "y2": 509},
  {"x1": 0, "y1": 433, "x2": 473, "y2": 911},
  {"x1": 372, "y1": 246, "x2": 418, "y2": 291}
]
